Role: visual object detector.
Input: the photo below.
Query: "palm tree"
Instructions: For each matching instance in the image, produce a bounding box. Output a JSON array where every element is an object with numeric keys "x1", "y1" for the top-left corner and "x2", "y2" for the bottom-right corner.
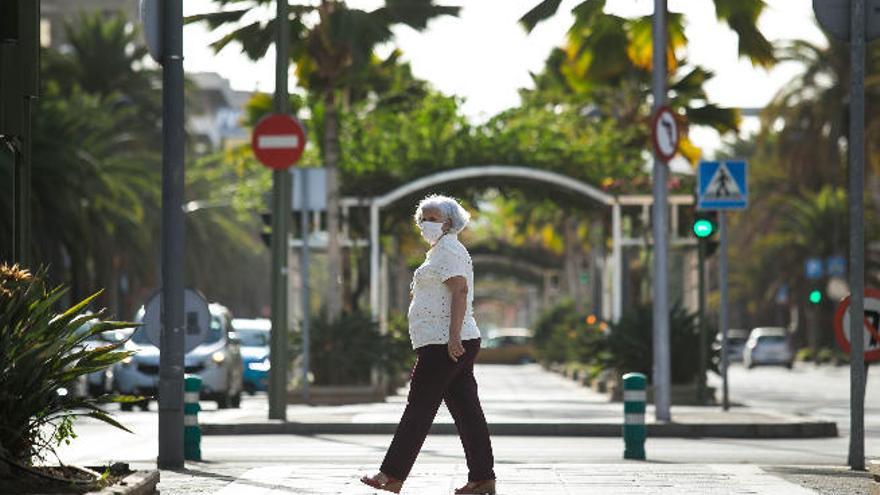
[
  {"x1": 520, "y1": 3, "x2": 744, "y2": 163},
  {"x1": 188, "y1": 0, "x2": 459, "y2": 320},
  {"x1": 520, "y1": 0, "x2": 774, "y2": 67}
]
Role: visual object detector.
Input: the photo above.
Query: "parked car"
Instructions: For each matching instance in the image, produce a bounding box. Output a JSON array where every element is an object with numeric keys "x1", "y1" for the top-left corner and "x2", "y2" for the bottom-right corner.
[
  {"x1": 66, "y1": 318, "x2": 132, "y2": 398},
  {"x1": 115, "y1": 303, "x2": 244, "y2": 410},
  {"x1": 713, "y1": 328, "x2": 750, "y2": 363},
  {"x1": 743, "y1": 327, "x2": 794, "y2": 369},
  {"x1": 476, "y1": 327, "x2": 536, "y2": 364},
  {"x1": 231, "y1": 318, "x2": 271, "y2": 394}
]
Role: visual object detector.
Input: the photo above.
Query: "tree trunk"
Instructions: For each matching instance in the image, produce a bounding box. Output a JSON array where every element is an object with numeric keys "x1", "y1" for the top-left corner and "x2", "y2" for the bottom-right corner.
[{"x1": 324, "y1": 87, "x2": 342, "y2": 321}]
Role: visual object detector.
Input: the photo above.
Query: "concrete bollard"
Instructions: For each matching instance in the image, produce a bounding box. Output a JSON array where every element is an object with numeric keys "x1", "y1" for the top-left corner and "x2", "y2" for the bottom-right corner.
[
  {"x1": 622, "y1": 372, "x2": 646, "y2": 460},
  {"x1": 184, "y1": 374, "x2": 202, "y2": 461}
]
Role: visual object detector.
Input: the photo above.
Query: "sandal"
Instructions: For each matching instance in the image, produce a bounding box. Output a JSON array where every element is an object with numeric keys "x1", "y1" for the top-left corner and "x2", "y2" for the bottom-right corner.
[
  {"x1": 360, "y1": 472, "x2": 403, "y2": 493},
  {"x1": 455, "y1": 479, "x2": 496, "y2": 494}
]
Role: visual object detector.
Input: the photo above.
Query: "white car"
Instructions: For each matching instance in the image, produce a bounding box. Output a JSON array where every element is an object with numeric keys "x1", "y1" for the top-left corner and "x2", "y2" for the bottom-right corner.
[
  {"x1": 743, "y1": 327, "x2": 794, "y2": 369},
  {"x1": 114, "y1": 303, "x2": 244, "y2": 410},
  {"x1": 68, "y1": 319, "x2": 132, "y2": 398}
]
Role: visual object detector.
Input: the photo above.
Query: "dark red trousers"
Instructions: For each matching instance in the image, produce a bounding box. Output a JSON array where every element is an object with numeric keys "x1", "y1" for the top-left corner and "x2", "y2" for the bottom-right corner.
[{"x1": 381, "y1": 338, "x2": 495, "y2": 482}]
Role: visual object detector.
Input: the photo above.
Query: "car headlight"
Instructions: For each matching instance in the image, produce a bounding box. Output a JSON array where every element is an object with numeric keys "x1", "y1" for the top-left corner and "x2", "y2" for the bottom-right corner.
[
  {"x1": 248, "y1": 357, "x2": 270, "y2": 372},
  {"x1": 211, "y1": 351, "x2": 226, "y2": 364}
]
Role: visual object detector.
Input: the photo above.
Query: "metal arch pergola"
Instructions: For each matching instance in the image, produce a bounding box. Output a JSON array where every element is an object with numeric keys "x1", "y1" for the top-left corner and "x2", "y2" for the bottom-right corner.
[{"x1": 368, "y1": 165, "x2": 695, "y2": 325}]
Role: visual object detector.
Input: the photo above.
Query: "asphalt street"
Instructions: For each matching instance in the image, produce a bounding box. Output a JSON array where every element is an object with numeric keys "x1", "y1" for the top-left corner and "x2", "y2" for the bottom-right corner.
[{"x1": 708, "y1": 361, "x2": 880, "y2": 436}]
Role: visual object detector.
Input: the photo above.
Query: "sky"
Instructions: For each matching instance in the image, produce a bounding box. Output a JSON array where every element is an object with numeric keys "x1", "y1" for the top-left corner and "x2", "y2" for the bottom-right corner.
[{"x1": 181, "y1": 0, "x2": 827, "y2": 157}]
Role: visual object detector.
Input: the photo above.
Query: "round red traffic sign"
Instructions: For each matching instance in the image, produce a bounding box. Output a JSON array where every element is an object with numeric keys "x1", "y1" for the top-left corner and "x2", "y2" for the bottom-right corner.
[
  {"x1": 252, "y1": 114, "x2": 306, "y2": 170},
  {"x1": 651, "y1": 105, "x2": 680, "y2": 162},
  {"x1": 833, "y1": 288, "x2": 880, "y2": 363}
]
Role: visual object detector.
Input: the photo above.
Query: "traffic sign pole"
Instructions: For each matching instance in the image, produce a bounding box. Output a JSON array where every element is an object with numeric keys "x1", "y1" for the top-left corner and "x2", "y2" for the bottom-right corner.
[
  {"x1": 158, "y1": 0, "x2": 186, "y2": 470},
  {"x1": 848, "y1": 0, "x2": 866, "y2": 472},
  {"x1": 269, "y1": 0, "x2": 290, "y2": 422},
  {"x1": 300, "y1": 170, "x2": 310, "y2": 403},
  {"x1": 651, "y1": 0, "x2": 672, "y2": 422}
]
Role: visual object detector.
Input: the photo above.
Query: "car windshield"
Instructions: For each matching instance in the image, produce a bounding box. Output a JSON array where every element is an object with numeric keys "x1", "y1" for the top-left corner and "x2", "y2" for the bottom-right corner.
[
  {"x1": 237, "y1": 328, "x2": 269, "y2": 347},
  {"x1": 757, "y1": 335, "x2": 786, "y2": 344},
  {"x1": 131, "y1": 315, "x2": 223, "y2": 346}
]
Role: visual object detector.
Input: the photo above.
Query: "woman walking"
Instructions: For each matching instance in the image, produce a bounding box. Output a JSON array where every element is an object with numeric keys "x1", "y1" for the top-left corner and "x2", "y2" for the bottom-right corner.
[{"x1": 361, "y1": 195, "x2": 496, "y2": 494}]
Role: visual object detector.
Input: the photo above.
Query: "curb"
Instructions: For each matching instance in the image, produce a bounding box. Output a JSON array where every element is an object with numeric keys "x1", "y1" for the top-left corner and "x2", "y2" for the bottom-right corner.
[
  {"x1": 200, "y1": 420, "x2": 837, "y2": 439},
  {"x1": 86, "y1": 469, "x2": 160, "y2": 495}
]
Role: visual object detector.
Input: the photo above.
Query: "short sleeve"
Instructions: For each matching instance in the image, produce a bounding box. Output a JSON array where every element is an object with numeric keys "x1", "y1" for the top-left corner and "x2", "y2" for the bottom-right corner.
[{"x1": 428, "y1": 246, "x2": 468, "y2": 282}]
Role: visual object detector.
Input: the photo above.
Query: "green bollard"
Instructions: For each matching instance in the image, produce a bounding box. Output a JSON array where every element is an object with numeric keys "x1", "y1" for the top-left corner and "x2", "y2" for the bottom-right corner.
[
  {"x1": 622, "y1": 372, "x2": 646, "y2": 460},
  {"x1": 184, "y1": 374, "x2": 202, "y2": 461}
]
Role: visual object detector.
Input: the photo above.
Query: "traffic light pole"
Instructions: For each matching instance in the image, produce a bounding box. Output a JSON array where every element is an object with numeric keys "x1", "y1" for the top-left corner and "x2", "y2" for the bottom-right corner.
[
  {"x1": 719, "y1": 212, "x2": 729, "y2": 411},
  {"x1": 847, "y1": 0, "x2": 866, "y2": 471},
  {"x1": 268, "y1": 0, "x2": 290, "y2": 421},
  {"x1": 651, "y1": 0, "x2": 672, "y2": 422},
  {"x1": 697, "y1": 238, "x2": 707, "y2": 404},
  {"x1": 158, "y1": 0, "x2": 186, "y2": 470}
]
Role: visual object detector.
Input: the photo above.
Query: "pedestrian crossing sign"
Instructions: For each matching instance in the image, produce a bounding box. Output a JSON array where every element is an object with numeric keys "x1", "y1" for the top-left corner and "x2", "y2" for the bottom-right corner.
[{"x1": 697, "y1": 160, "x2": 748, "y2": 210}]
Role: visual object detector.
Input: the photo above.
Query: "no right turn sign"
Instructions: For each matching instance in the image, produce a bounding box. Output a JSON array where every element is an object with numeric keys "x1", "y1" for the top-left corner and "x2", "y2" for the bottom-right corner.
[{"x1": 834, "y1": 288, "x2": 880, "y2": 362}]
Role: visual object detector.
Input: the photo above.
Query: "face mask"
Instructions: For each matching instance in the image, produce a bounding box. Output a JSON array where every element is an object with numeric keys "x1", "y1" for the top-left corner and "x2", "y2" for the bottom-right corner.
[{"x1": 419, "y1": 221, "x2": 445, "y2": 244}]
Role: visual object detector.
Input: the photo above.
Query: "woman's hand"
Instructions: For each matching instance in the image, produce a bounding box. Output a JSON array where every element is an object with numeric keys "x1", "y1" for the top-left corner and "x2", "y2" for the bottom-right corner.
[{"x1": 448, "y1": 335, "x2": 465, "y2": 362}]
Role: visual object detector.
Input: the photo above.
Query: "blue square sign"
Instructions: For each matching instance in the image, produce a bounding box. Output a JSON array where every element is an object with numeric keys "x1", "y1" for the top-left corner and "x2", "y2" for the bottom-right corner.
[{"x1": 697, "y1": 160, "x2": 748, "y2": 210}]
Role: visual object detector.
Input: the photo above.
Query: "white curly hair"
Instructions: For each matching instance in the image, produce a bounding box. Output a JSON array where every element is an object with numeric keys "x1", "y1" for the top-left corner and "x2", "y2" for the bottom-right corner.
[{"x1": 414, "y1": 194, "x2": 472, "y2": 234}]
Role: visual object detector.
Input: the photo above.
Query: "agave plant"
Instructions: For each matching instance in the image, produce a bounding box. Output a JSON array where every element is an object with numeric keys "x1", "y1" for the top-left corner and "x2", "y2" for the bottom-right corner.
[{"x1": 0, "y1": 264, "x2": 139, "y2": 464}]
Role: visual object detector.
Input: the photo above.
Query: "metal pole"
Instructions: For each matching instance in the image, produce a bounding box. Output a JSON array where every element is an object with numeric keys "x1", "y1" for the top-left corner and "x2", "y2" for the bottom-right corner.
[
  {"x1": 300, "y1": 170, "x2": 310, "y2": 403},
  {"x1": 612, "y1": 202, "x2": 623, "y2": 322},
  {"x1": 697, "y1": 239, "x2": 707, "y2": 404},
  {"x1": 847, "y1": 0, "x2": 866, "y2": 471},
  {"x1": 719, "y1": 212, "x2": 729, "y2": 411},
  {"x1": 158, "y1": 0, "x2": 186, "y2": 470},
  {"x1": 370, "y1": 203, "x2": 380, "y2": 321},
  {"x1": 651, "y1": 0, "x2": 671, "y2": 422},
  {"x1": 268, "y1": 0, "x2": 290, "y2": 421}
]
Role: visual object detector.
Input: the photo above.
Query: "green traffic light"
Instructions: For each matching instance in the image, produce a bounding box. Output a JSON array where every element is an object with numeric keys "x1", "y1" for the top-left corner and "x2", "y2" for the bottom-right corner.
[
  {"x1": 809, "y1": 290, "x2": 822, "y2": 304},
  {"x1": 693, "y1": 219, "x2": 714, "y2": 238}
]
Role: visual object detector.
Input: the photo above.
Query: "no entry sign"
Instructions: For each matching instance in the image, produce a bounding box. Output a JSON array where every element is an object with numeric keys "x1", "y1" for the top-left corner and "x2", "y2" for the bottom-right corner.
[
  {"x1": 833, "y1": 288, "x2": 880, "y2": 362},
  {"x1": 252, "y1": 114, "x2": 306, "y2": 170}
]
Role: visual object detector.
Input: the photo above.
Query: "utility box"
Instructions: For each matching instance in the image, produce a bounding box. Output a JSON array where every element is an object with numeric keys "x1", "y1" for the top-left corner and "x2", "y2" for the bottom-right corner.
[{"x1": 0, "y1": 0, "x2": 40, "y2": 137}]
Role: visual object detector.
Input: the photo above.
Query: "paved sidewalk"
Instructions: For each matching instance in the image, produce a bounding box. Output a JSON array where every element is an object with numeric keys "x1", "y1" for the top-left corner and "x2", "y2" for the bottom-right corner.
[
  {"x1": 199, "y1": 365, "x2": 837, "y2": 438},
  {"x1": 155, "y1": 462, "x2": 871, "y2": 494}
]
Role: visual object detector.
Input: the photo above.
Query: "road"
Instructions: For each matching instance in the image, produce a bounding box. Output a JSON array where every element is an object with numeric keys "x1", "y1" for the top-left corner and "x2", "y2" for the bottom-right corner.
[
  {"x1": 49, "y1": 363, "x2": 879, "y2": 494},
  {"x1": 709, "y1": 361, "x2": 880, "y2": 437}
]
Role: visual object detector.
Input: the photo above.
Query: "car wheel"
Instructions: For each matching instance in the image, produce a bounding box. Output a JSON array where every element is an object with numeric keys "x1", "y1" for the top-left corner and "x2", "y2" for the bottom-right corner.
[
  {"x1": 785, "y1": 362, "x2": 793, "y2": 369},
  {"x1": 138, "y1": 400, "x2": 150, "y2": 411},
  {"x1": 120, "y1": 402, "x2": 134, "y2": 412}
]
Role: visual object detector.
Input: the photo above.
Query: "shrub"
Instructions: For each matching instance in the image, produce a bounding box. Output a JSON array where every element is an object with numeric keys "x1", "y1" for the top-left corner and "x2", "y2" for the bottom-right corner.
[
  {"x1": 0, "y1": 265, "x2": 137, "y2": 464},
  {"x1": 532, "y1": 300, "x2": 607, "y2": 365},
  {"x1": 294, "y1": 310, "x2": 414, "y2": 386},
  {"x1": 605, "y1": 302, "x2": 717, "y2": 385}
]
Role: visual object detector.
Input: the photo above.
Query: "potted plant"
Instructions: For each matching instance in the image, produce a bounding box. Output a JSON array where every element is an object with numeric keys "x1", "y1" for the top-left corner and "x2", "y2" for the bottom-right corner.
[{"x1": 0, "y1": 264, "x2": 156, "y2": 493}]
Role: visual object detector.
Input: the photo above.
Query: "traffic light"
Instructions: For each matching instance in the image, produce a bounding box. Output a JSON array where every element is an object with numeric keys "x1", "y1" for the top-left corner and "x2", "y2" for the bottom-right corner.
[
  {"x1": 692, "y1": 210, "x2": 719, "y2": 256},
  {"x1": 809, "y1": 289, "x2": 823, "y2": 305}
]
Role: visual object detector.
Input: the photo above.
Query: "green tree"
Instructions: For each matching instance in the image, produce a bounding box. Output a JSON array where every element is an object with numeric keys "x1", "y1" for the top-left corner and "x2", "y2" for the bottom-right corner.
[
  {"x1": 188, "y1": 0, "x2": 460, "y2": 321},
  {"x1": 520, "y1": 0, "x2": 774, "y2": 67},
  {"x1": 521, "y1": 2, "x2": 747, "y2": 163}
]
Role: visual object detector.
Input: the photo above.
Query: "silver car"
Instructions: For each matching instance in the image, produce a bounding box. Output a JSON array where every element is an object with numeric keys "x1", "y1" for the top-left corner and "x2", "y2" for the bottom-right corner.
[
  {"x1": 114, "y1": 303, "x2": 244, "y2": 410},
  {"x1": 743, "y1": 327, "x2": 794, "y2": 369}
]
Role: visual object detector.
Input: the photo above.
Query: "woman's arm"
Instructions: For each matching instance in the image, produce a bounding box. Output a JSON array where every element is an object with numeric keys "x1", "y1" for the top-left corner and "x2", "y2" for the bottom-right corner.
[{"x1": 444, "y1": 275, "x2": 468, "y2": 362}]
